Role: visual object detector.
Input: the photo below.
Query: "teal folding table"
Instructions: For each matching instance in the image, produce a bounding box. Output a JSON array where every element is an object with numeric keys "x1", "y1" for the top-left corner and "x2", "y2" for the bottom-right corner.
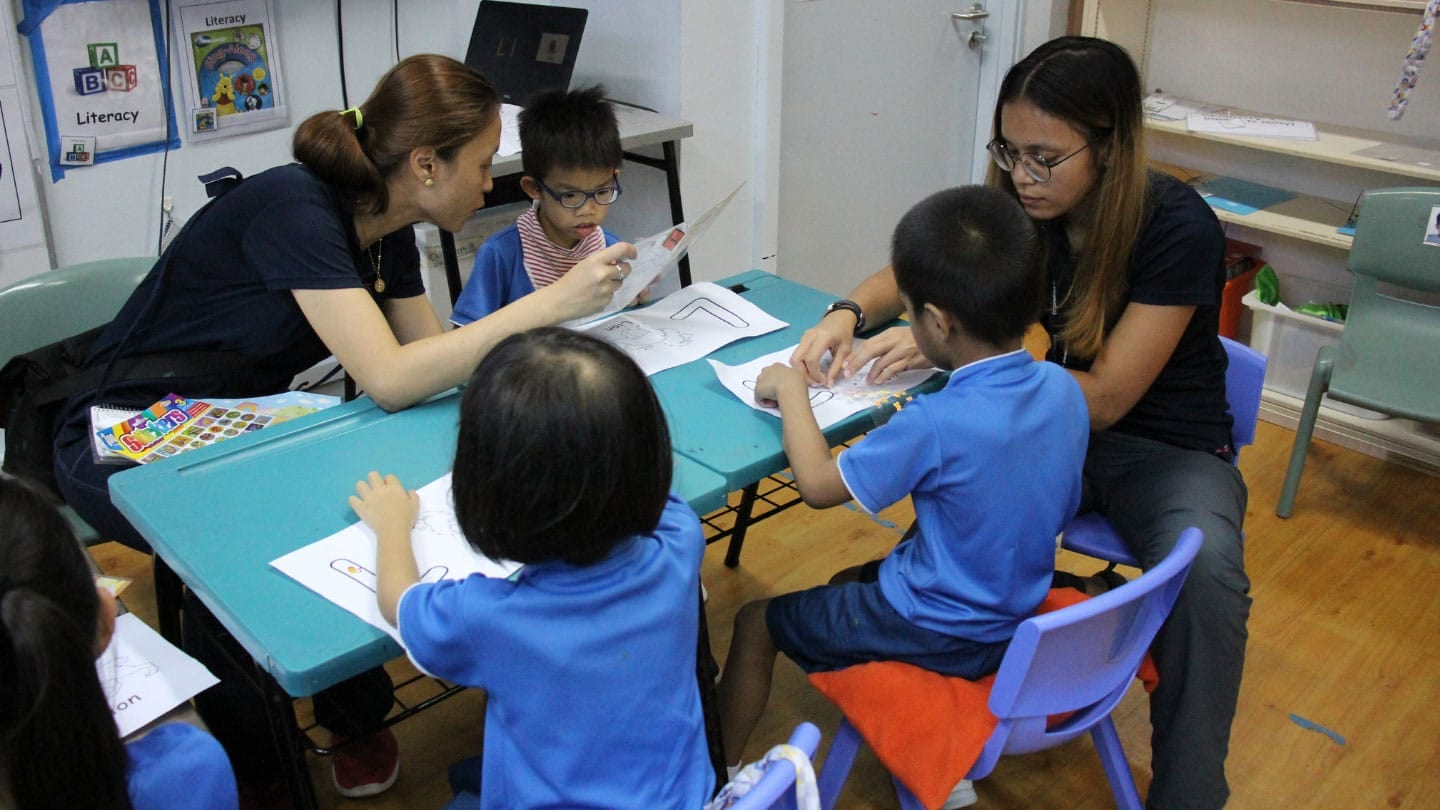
[
  {"x1": 110, "y1": 387, "x2": 727, "y2": 808},
  {"x1": 654, "y1": 269, "x2": 947, "y2": 565}
]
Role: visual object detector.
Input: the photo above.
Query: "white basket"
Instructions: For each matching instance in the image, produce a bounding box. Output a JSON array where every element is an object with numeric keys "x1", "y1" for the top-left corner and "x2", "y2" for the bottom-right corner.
[{"x1": 1241, "y1": 290, "x2": 1388, "y2": 420}]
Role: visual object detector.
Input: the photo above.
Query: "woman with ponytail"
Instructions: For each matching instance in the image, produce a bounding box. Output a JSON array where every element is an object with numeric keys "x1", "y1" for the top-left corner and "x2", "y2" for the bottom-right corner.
[
  {"x1": 791, "y1": 37, "x2": 1248, "y2": 810},
  {"x1": 0, "y1": 476, "x2": 237, "y2": 809},
  {"x1": 48, "y1": 54, "x2": 634, "y2": 802}
]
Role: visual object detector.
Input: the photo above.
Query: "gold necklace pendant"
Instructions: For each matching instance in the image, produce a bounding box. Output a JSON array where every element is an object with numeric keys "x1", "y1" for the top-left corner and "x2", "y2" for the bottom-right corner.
[{"x1": 368, "y1": 239, "x2": 385, "y2": 293}]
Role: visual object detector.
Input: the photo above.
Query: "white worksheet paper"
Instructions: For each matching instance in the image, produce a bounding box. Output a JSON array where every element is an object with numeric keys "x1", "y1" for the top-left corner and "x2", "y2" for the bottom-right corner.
[
  {"x1": 709, "y1": 342, "x2": 941, "y2": 430},
  {"x1": 577, "y1": 282, "x2": 787, "y2": 376},
  {"x1": 498, "y1": 103, "x2": 522, "y2": 156},
  {"x1": 99, "y1": 614, "x2": 220, "y2": 737},
  {"x1": 1185, "y1": 112, "x2": 1317, "y2": 140},
  {"x1": 271, "y1": 474, "x2": 521, "y2": 644},
  {"x1": 562, "y1": 181, "x2": 745, "y2": 328}
]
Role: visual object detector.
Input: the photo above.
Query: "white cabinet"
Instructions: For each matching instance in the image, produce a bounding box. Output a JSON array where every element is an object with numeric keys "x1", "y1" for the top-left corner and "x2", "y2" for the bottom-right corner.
[{"x1": 1076, "y1": 0, "x2": 1440, "y2": 471}]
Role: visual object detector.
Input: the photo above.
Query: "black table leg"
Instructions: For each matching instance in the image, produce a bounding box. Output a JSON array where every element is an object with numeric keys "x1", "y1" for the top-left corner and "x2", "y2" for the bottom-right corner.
[
  {"x1": 696, "y1": 588, "x2": 727, "y2": 792},
  {"x1": 723, "y1": 482, "x2": 760, "y2": 568}
]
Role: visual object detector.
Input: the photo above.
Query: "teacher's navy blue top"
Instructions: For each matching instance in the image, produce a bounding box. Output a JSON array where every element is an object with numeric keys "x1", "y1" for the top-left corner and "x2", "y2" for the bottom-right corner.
[
  {"x1": 1042, "y1": 170, "x2": 1231, "y2": 454},
  {"x1": 838, "y1": 350, "x2": 1088, "y2": 642},
  {"x1": 58, "y1": 163, "x2": 425, "y2": 428}
]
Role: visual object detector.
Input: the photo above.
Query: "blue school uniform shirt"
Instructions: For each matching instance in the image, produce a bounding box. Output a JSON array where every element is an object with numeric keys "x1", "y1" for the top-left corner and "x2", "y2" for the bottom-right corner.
[
  {"x1": 126, "y1": 723, "x2": 238, "y2": 810},
  {"x1": 450, "y1": 222, "x2": 620, "y2": 326},
  {"x1": 838, "y1": 350, "x2": 1088, "y2": 642},
  {"x1": 397, "y1": 493, "x2": 714, "y2": 810}
]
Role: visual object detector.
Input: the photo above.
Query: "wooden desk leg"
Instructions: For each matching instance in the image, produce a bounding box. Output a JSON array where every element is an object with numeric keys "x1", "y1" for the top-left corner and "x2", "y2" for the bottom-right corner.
[
  {"x1": 152, "y1": 555, "x2": 184, "y2": 646},
  {"x1": 696, "y1": 588, "x2": 727, "y2": 792},
  {"x1": 723, "y1": 482, "x2": 760, "y2": 568}
]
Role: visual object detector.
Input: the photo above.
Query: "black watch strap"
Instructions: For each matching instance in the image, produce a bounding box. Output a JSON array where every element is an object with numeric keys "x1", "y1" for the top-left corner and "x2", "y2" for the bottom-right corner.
[{"x1": 824, "y1": 300, "x2": 866, "y2": 334}]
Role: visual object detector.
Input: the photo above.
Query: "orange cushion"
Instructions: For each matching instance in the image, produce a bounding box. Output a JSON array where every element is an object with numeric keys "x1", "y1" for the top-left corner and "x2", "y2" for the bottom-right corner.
[{"x1": 808, "y1": 588, "x2": 1157, "y2": 810}]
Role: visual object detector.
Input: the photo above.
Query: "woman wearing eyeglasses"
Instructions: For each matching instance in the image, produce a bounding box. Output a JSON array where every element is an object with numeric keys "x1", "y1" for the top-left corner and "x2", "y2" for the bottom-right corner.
[{"x1": 792, "y1": 36, "x2": 1248, "y2": 810}]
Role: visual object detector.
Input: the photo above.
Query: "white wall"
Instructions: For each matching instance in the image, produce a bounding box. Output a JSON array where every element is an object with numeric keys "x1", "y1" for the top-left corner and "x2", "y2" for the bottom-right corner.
[{"x1": 6, "y1": 0, "x2": 1065, "y2": 286}]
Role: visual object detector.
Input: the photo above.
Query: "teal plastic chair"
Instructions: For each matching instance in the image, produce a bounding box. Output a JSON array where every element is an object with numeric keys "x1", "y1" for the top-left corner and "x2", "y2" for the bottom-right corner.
[
  {"x1": 1276, "y1": 188, "x2": 1440, "y2": 518},
  {"x1": 0, "y1": 257, "x2": 156, "y2": 541}
]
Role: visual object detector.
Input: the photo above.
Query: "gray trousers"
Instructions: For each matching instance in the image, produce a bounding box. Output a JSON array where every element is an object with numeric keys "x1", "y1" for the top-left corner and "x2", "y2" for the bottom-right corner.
[{"x1": 1082, "y1": 430, "x2": 1251, "y2": 810}]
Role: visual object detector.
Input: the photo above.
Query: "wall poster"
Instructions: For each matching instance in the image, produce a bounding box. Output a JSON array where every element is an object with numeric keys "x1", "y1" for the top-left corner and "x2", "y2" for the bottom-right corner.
[
  {"x1": 17, "y1": 0, "x2": 180, "y2": 181},
  {"x1": 171, "y1": 0, "x2": 288, "y2": 141}
]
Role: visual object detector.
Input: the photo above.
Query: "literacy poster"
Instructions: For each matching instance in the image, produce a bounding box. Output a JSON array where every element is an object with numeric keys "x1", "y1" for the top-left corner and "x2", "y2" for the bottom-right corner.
[
  {"x1": 15, "y1": 0, "x2": 180, "y2": 180},
  {"x1": 172, "y1": 0, "x2": 288, "y2": 140}
]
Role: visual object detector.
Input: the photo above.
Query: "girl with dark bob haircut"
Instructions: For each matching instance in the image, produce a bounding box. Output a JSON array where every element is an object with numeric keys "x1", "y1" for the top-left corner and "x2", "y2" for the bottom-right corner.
[
  {"x1": 0, "y1": 476, "x2": 237, "y2": 809},
  {"x1": 453, "y1": 326, "x2": 672, "y2": 565},
  {"x1": 348, "y1": 328, "x2": 713, "y2": 807}
]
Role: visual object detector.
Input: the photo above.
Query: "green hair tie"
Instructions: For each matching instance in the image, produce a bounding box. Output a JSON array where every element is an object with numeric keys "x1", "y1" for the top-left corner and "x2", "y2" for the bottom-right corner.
[{"x1": 340, "y1": 106, "x2": 363, "y2": 130}]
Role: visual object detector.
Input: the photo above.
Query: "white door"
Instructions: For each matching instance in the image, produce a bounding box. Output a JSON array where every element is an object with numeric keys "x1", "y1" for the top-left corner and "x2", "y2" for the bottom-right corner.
[{"x1": 776, "y1": 0, "x2": 1025, "y2": 296}]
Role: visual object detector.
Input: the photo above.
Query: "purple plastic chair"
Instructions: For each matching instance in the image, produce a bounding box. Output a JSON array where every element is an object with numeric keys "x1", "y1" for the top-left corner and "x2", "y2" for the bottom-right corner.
[
  {"x1": 718, "y1": 722, "x2": 822, "y2": 810},
  {"x1": 815, "y1": 529, "x2": 1203, "y2": 810},
  {"x1": 1060, "y1": 336, "x2": 1265, "y2": 568}
]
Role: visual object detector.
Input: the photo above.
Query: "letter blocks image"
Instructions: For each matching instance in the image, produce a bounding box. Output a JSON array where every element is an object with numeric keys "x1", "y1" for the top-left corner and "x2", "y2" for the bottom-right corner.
[
  {"x1": 73, "y1": 67, "x2": 107, "y2": 95},
  {"x1": 106, "y1": 65, "x2": 139, "y2": 92},
  {"x1": 87, "y1": 42, "x2": 119, "y2": 69}
]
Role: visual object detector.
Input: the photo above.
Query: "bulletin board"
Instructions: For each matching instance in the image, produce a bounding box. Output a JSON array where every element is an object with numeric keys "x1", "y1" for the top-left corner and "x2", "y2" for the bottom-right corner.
[{"x1": 17, "y1": 0, "x2": 180, "y2": 181}]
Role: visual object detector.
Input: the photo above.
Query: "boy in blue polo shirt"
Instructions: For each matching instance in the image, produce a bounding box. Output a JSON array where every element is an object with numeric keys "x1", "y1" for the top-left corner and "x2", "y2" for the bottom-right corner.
[{"x1": 717, "y1": 186, "x2": 1088, "y2": 808}]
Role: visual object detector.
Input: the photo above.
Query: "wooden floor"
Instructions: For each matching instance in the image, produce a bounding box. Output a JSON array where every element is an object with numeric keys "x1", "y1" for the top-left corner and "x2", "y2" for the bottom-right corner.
[{"x1": 94, "y1": 418, "x2": 1440, "y2": 808}]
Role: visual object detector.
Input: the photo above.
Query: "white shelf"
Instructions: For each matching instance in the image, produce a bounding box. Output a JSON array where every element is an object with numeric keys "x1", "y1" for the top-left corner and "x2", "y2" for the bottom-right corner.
[
  {"x1": 1206, "y1": 192, "x2": 1354, "y2": 251},
  {"x1": 1147, "y1": 115, "x2": 1440, "y2": 184},
  {"x1": 1272, "y1": 0, "x2": 1429, "y2": 13}
]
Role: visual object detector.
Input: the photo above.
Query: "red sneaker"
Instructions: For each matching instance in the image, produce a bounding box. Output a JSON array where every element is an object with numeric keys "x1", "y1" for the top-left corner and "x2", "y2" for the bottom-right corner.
[{"x1": 331, "y1": 728, "x2": 400, "y2": 798}]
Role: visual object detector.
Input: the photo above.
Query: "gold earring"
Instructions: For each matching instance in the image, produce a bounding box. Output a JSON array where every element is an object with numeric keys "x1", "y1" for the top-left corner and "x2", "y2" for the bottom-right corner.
[{"x1": 424, "y1": 177, "x2": 434, "y2": 187}]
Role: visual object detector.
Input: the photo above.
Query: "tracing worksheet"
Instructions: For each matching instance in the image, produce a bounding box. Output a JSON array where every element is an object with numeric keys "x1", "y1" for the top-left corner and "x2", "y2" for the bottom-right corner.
[
  {"x1": 709, "y1": 342, "x2": 941, "y2": 429},
  {"x1": 99, "y1": 614, "x2": 219, "y2": 737},
  {"x1": 577, "y1": 282, "x2": 787, "y2": 376},
  {"x1": 271, "y1": 473, "x2": 521, "y2": 643}
]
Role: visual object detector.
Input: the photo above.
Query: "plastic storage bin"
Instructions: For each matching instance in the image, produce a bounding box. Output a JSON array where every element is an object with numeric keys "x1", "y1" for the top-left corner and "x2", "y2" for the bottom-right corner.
[{"x1": 1241, "y1": 290, "x2": 1388, "y2": 420}]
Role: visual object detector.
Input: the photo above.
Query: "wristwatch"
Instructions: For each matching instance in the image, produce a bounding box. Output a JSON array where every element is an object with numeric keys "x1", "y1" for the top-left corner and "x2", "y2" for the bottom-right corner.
[{"x1": 824, "y1": 299, "x2": 866, "y2": 334}]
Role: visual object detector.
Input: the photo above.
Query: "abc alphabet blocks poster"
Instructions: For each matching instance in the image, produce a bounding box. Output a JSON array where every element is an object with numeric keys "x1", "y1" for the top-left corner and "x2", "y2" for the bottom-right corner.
[
  {"x1": 173, "y1": 0, "x2": 288, "y2": 140},
  {"x1": 15, "y1": 0, "x2": 179, "y2": 179}
]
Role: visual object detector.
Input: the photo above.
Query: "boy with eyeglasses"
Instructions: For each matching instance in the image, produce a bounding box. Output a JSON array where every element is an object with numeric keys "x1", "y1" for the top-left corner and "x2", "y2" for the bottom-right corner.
[{"x1": 451, "y1": 85, "x2": 625, "y2": 326}]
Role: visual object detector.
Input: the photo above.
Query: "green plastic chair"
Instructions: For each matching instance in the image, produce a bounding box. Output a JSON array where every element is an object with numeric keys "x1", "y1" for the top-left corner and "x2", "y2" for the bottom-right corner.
[
  {"x1": 0, "y1": 257, "x2": 156, "y2": 542},
  {"x1": 1276, "y1": 188, "x2": 1440, "y2": 518}
]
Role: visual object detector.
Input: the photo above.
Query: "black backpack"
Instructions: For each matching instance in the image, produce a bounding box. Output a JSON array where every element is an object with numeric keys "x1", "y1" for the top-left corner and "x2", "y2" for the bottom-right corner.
[{"x1": 0, "y1": 168, "x2": 250, "y2": 499}]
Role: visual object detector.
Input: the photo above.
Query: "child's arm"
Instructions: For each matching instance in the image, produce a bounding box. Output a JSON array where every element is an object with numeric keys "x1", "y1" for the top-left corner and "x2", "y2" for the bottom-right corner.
[
  {"x1": 753, "y1": 363, "x2": 850, "y2": 508},
  {"x1": 348, "y1": 471, "x2": 421, "y2": 627}
]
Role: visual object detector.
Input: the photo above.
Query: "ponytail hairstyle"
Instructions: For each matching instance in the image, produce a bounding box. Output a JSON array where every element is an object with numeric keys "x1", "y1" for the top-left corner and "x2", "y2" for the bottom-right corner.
[
  {"x1": 293, "y1": 54, "x2": 500, "y2": 215},
  {"x1": 987, "y1": 36, "x2": 1150, "y2": 360},
  {"x1": 0, "y1": 477, "x2": 132, "y2": 809}
]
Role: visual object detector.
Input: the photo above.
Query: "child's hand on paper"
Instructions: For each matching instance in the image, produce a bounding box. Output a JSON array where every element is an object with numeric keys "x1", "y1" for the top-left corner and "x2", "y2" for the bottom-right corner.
[
  {"x1": 349, "y1": 471, "x2": 419, "y2": 545},
  {"x1": 753, "y1": 362, "x2": 808, "y2": 409},
  {"x1": 843, "y1": 327, "x2": 927, "y2": 384}
]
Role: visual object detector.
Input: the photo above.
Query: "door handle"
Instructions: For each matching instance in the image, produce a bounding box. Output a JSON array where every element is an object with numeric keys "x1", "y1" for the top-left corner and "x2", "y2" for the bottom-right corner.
[{"x1": 951, "y1": 4, "x2": 989, "y2": 22}]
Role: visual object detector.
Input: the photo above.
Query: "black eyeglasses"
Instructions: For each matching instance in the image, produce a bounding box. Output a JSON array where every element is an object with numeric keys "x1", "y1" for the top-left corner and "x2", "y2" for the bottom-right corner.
[
  {"x1": 986, "y1": 139, "x2": 1092, "y2": 183},
  {"x1": 535, "y1": 177, "x2": 623, "y2": 209}
]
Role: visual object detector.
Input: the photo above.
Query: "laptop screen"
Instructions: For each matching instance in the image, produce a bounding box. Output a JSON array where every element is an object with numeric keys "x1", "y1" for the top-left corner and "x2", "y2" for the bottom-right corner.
[{"x1": 463, "y1": 1, "x2": 588, "y2": 106}]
